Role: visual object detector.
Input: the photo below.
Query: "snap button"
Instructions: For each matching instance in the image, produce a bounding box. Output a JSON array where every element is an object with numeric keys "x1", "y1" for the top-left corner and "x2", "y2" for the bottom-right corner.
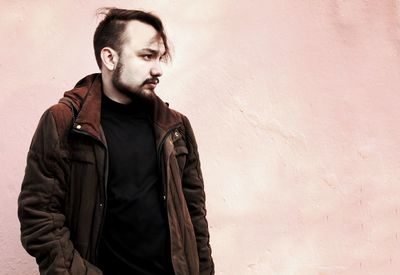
[
  {"x1": 99, "y1": 203, "x2": 103, "y2": 207},
  {"x1": 163, "y1": 195, "x2": 166, "y2": 200},
  {"x1": 76, "y1": 124, "x2": 82, "y2": 130},
  {"x1": 174, "y1": 131, "x2": 179, "y2": 137}
]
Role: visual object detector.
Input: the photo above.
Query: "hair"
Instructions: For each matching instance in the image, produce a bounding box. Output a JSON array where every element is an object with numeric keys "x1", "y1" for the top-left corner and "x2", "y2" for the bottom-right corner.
[{"x1": 93, "y1": 8, "x2": 171, "y2": 69}]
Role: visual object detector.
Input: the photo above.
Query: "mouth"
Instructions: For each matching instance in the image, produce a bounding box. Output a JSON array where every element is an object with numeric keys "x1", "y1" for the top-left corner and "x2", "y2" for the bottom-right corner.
[{"x1": 143, "y1": 78, "x2": 159, "y2": 89}]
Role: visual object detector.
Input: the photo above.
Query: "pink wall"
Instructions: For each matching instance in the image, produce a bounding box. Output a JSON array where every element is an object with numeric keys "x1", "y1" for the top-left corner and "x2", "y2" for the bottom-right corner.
[{"x1": 2, "y1": 1, "x2": 400, "y2": 274}]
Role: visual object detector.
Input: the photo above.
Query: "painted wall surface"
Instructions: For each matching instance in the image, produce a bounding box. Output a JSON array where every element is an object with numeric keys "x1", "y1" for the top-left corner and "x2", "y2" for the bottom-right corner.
[{"x1": 1, "y1": 0, "x2": 400, "y2": 274}]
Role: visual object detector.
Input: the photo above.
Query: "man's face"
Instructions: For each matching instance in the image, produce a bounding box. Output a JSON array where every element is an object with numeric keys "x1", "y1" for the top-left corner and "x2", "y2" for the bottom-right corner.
[{"x1": 112, "y1": 20, "x2": 166, "y2": 99}]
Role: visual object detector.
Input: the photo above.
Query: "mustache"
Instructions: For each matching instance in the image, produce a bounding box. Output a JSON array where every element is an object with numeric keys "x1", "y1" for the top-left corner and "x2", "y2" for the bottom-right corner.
[{"x1": 143, "y1": 78, "x2": 159, "y2": 85}]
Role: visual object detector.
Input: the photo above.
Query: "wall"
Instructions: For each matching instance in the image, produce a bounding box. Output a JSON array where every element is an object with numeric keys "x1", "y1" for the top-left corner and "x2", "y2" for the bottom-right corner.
[{"x1": 1, "y1": 0, "x2": 400, "y2": 274}]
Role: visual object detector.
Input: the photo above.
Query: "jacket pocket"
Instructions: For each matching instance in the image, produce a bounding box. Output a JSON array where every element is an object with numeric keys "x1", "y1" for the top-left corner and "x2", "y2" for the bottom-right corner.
[
  {"x1": 66, "y1": 149, "x2": 97, "y2": 241},
  {"x1": 70, "y1": 150, "x2": 95, "y2": 164}
]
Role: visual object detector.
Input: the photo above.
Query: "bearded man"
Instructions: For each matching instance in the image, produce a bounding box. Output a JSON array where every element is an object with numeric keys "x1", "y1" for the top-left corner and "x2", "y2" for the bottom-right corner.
[{"x1": 18, "y1": 8, "x2": 214, "y2": 275}]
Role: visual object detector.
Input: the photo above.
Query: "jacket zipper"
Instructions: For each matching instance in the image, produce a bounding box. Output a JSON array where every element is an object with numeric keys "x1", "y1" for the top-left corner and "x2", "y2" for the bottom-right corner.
[
  {"x1": 156, "y1": 123, "x2": 182, "y2": 275},
  {"x1": 157, "y1": 123, "x2": 182, "y2": 205}
]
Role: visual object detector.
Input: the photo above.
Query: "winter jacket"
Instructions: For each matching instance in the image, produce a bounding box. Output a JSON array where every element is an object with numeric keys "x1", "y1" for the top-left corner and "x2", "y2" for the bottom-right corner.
[{"x1": 18, "y1": 73, "x2": 214, "y2": 275}]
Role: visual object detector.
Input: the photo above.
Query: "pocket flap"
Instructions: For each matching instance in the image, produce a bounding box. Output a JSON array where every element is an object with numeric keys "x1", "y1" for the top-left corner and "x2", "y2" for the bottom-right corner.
[{"x1": 70, "y1": 150, "x2": 95, "y2": 163}]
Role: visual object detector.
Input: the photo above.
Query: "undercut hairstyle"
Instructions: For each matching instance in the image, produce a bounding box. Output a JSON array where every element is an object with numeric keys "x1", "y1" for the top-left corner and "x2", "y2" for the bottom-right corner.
[{"x1": 93, "y1": 8, "x2": 171, "y2": 69}]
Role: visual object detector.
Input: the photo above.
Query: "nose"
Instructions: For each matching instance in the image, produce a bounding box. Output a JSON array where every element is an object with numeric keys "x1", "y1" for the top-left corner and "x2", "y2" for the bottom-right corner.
[{"x1": 150, "y1": 60, "x2": 163, "y2": 77}]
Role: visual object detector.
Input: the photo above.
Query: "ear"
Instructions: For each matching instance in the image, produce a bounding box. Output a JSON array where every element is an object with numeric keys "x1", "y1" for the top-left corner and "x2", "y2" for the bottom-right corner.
[{"x1": 100, "y1": 47, "x2": 119, "y2": 71}]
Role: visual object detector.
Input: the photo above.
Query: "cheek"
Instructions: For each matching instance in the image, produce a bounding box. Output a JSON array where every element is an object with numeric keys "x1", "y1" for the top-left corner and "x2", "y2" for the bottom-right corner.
[
  {"x1": 124, "y1": 63, "x2": 144, "y2": 77},
  {"x1": 120, "y1": 66, "x2": 139, "y2": 83},
  {"x1": 120, "y1": 59, "x2": 150, "y2": 84}
]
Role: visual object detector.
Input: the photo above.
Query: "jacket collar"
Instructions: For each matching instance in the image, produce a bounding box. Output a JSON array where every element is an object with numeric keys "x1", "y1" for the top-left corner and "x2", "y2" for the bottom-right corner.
[{"x1": 59, "y1": 73, "x2": 183, "y2": 144}]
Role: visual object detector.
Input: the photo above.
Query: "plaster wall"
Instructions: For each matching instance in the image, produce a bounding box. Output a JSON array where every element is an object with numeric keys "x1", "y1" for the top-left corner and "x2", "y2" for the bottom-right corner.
[{"x1": 1, "y1": 0, "x2": 400, "y2": 274}]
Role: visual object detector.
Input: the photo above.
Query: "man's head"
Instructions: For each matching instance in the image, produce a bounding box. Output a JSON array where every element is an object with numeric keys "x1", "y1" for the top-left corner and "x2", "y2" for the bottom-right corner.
[{"x1": 93, "y1": 8, "x2": 171, "y2": 102}]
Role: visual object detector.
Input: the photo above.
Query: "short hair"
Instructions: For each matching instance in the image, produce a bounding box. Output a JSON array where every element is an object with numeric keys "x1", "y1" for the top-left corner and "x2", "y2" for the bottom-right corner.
[{"x1": 93, "y1": 8, "x2": 171, "y2": 69}]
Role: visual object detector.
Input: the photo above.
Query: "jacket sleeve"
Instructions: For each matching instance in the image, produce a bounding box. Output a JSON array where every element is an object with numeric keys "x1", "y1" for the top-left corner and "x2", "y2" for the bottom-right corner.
[
  {"x1": 18, "y1": 109, "x2": 102, "y2": 275},
  {"x1": 181, "y1": 116, "x2": 214, "y2": 275}
]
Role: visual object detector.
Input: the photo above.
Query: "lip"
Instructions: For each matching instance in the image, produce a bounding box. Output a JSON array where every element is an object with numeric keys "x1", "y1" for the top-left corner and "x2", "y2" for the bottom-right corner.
[{"x1": 144, "y1": 83, "x2": 157, "y2": 89}]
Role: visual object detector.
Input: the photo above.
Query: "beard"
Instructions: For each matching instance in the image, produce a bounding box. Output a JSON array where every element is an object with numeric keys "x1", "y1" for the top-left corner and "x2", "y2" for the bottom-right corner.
[{"x1": 111, "y1": 61, "x2": 156, "y2": 102}]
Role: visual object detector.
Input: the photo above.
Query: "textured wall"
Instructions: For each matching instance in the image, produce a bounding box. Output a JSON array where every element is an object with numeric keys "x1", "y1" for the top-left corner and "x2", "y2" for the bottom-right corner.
[{"x1": 2, "y1": 0, "x2": 400, "y2": 274}]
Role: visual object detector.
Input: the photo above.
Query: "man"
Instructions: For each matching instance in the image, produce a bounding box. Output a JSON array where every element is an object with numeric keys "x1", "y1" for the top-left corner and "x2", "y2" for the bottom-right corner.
[{"x1": 18, "y1": 8, "x2": 214, "y2": 275}]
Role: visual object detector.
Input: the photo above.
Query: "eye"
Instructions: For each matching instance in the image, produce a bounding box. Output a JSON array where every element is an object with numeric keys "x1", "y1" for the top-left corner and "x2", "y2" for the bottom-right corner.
[{"x1": 142, "y1": 55, "x2": 153, "y2": 61}]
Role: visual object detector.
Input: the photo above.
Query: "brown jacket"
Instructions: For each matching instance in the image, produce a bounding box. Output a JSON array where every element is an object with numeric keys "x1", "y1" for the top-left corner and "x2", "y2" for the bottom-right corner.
[{"x1": 18, "y1": 74, "x2": 214, "y2": 275}]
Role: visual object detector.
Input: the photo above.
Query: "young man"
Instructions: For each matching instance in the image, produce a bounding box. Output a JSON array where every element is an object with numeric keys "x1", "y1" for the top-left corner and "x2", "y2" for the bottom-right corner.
[{"x1": 18, "y1": 8, "x2": 214, "y2": 275}]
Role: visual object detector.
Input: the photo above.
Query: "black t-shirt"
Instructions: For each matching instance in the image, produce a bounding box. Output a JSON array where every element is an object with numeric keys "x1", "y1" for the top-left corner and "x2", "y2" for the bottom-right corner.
[{"x1": 98, "y1": 93, "x2": 173, "y2": 275}]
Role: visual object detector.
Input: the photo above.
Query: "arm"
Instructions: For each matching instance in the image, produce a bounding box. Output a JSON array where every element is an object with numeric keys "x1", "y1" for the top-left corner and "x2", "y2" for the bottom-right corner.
[
  {"x1": 18, "y1": 109, "x2": 102, "y2": 275},
  {"x1": 181, "y1": 116, "x2": 214, "y2": 275}
]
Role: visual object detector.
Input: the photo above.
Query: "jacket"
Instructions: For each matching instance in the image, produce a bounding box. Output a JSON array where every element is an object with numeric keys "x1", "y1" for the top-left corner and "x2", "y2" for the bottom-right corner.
[{"x1": 18, "y1": 73, "x2": 214, "y2": 275}]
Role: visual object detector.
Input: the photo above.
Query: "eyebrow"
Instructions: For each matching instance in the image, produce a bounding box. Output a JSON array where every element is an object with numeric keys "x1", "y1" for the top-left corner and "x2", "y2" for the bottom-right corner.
[{"x1": 139, "y1": 48, "x2": 166, "y2": 57}]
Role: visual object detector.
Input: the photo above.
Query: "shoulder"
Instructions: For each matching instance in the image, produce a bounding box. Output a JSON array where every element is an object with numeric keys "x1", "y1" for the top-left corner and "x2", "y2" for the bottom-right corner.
[
  {"x1": 37, "y1": 102, "x2": 74, "y2": 141},
  {"x1": 165, "y1": 104, "x2": 196, "y2": 138},
  {"x1": 165, "y1": 103, "x2": 186, "y2": 121},
  {"x1": 166, "y1": 104, "x2": 194, "y2": 131}
]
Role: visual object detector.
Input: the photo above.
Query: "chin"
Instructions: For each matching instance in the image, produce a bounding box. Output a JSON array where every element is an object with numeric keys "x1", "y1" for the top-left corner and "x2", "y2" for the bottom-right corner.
[
  {"x1": 126, "y1": 88, "x2": 156, "y2": 102},
  {"x1": 140, "y1": 89, "x2": 156, "y2": 97}
]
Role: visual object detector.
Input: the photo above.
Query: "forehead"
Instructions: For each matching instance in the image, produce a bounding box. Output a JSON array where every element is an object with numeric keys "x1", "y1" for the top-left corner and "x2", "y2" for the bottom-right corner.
[{"x1": 122, "y1": 20, "x2": 165, "y2": 52}]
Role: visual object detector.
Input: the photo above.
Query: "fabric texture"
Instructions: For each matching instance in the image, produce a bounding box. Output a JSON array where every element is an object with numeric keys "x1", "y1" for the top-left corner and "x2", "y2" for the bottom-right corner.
[{"x1": 18, "y1": 73, "x2": 214, "y2": 275}]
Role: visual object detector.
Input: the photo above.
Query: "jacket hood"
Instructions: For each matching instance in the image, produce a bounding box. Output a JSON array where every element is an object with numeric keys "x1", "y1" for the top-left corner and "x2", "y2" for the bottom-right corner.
[
  {"x1": 61, "y1": 73, "x2": 100, "y2": 113},
  {"x1": 59, "y1": 73, "x2": 183, "y2": 143}
]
